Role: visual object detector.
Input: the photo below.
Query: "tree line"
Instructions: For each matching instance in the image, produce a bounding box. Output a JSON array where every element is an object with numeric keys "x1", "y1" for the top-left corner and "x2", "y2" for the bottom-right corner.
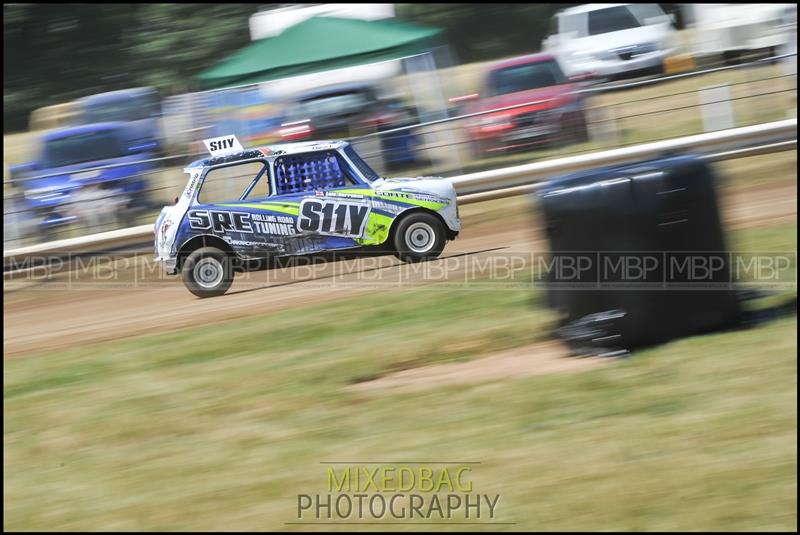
[{"x1": 4, "y1": 3, "x2": 681, "y2": 133}]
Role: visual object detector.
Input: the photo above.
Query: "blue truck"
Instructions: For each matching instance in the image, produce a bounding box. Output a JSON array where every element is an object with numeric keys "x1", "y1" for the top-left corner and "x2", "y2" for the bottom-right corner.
[
  {"x1": 10, "y1": 122, "x2": 156, "y2": 233},
  {"x1": 10, "y1": 87, "x2": 164, "y2": 236},
  {"x1": 75, "y1": 87, "x2": 164, "y2": 155}
]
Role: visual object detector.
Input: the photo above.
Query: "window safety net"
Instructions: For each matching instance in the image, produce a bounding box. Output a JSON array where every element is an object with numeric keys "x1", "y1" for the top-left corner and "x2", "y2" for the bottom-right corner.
[{"x1": 274, "y1": 152, "x2": 346, "y2": 194}]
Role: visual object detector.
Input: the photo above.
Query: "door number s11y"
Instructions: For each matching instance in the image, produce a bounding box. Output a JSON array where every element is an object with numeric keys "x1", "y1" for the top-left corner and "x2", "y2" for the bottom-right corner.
[{"x1": 297, "y1": 199, "x2": 370, "y2": 237}]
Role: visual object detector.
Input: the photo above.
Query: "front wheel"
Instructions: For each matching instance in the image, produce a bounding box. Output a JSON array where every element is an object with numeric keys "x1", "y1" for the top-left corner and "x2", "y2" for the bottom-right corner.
[
  {"x1": 393, "y1": 212, "x2": 447, "y2": 263},
  {"x1": 182, "y1": 247, "x2": 234, "y2": 298}
]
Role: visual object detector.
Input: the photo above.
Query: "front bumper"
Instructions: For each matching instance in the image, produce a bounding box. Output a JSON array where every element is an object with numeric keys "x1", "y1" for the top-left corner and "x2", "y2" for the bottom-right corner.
[
  {"x1": 40, "y1": 213, "x2": 79, "y2": 227},
  {"x1": 570, "y1": 50, "x2": 671, "y2": 78},
  {"x1": 501, "y1": 123, "x2": 559, "y2": 143},
  {"x1": 471, "y1": 113, "x2": 575, "y2": 153}
]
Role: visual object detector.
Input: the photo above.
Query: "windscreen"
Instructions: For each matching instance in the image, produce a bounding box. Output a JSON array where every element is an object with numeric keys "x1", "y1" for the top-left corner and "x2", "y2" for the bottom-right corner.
[
  {"x1": 559, "y1": 13, "x2": 585, "y2": 36},
  {"x1": 290, "y1": 92, "x2": 370, "y2": 120},
  {"x1": 588, "y1": 5, "x2": 642, "y2": 35},
  {"x1": 84, "y1": 93, "x2": 159, "y2": 123},
  {"x1": 627, "y1": 4, "x2": 668, "y2": 26},
  {"x1": 486, "y1": 60, "x2": 568, "y2": 96},
  {"x1": 42, "y1": 130, "x2": 125, "y2": 168}
]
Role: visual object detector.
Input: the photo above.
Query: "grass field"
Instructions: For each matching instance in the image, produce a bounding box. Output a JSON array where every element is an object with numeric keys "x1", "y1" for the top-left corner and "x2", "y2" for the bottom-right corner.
[{"x1": 4, "y1": 217, "x2": 796, "y2": 531}]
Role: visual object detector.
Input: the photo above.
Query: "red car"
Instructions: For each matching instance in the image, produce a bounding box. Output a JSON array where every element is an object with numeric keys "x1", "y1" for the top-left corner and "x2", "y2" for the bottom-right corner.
[{"x1": 461, "y1": 53, "x2": 589, "y2": 157}]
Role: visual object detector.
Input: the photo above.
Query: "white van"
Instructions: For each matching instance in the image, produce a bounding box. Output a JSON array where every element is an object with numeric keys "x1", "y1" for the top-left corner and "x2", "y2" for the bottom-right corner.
[
  {"x1": 542, "y1": 3, "x2": 676, "y2": 80},
  {"x1": 685, "y1": 3, "x2": 795, "y2": 59}
]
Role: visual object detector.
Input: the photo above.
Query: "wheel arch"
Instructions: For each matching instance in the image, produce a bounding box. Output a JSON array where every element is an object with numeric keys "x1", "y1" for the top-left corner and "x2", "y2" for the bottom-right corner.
[
  {"x1": 389, "y1": 207, "x2": 458, "y2": 242},
  {"x1": 176, "y1": 234, "x2": 235, "y2": 270}
]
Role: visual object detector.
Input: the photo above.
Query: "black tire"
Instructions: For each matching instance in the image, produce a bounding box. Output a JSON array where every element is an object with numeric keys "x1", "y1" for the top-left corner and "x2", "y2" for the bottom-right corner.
[
  {"x1": 181, "y1": 246, "x2": 234, "y2": 298},
  {"x1": 392, "y1": 212, "x2": 447, "y2": 263}
]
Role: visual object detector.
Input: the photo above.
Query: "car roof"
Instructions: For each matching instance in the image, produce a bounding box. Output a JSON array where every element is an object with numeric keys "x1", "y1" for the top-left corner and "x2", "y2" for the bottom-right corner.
[
  {"x1": 185, "y1": 139, "x2": 350, "y2": 169},
  {"x1": 264, "y1": 139, "x2": 348, "y2": 154},
  {"x1": 43, "y1": 122, "x2": 128, "y2": 141},
  {"x1": 80, "y1": 87, "x2": 158, "y2": 104},
  {"x1": 292, "y1": 82, "x2": 377, "y2": 102},
  {"x1": 559, "y1": 3, "x2": 628, "y2": 16},
  {"x1": 489, "y1": 53, "x2": 560, "y2": 71}
]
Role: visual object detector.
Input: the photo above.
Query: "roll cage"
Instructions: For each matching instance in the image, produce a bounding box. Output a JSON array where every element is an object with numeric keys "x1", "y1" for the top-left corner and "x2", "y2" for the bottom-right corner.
[{"x1": 189, "y1": 145, "x2": 376, "y2": 205}]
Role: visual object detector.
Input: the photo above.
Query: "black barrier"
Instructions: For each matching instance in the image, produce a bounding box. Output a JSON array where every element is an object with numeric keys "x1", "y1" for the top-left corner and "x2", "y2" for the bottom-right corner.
[{"x1": 537, "y1": 154, "x2": 742, "y2": 354}]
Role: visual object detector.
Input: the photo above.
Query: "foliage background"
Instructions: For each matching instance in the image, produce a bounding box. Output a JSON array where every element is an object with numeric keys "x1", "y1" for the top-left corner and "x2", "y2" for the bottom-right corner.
[{"x1": 3, "y1": 3, "x2": 682, "y2": 132}]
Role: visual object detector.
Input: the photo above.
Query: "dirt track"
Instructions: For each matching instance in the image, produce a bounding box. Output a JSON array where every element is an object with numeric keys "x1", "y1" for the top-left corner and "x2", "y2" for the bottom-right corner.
[
  {"x1": 350, "y1": 340, "x2": 612, "y2": 392},
  {"x1": 4, "y1": 176, "x2": 797, "y2": 358}
]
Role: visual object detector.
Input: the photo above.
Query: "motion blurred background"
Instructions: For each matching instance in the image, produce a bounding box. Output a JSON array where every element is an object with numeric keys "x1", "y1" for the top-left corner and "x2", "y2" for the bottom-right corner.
[
  {"x1": 4, "y1": 3, "x2": 797, "y2": 532},
  {"x1": 3, "y1": 3, "x2": 796, "y2": 245}
]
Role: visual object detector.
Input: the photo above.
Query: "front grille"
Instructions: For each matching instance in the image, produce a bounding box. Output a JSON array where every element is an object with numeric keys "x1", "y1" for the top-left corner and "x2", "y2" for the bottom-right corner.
[
  {"x1": 515, "y1": 112, "x2": 539, "y2": 128},
  {"x1": 615, "y1": 43, "x2": 657, "y2": 61}
]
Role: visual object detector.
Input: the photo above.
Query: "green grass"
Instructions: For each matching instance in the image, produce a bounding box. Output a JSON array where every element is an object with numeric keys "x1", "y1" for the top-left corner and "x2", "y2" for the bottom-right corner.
[{"x1": 4, "y1": 221, "x2": 797, "y2": 531}]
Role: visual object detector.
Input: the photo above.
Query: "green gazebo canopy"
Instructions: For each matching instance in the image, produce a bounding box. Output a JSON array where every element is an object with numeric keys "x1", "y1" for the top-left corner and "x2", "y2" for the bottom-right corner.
[{"x1": 197, "y1": 16, "x2": 443, "y2": 90}]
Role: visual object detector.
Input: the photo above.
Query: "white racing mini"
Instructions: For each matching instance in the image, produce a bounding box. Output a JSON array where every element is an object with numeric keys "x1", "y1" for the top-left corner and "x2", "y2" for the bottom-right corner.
[{"x1": 154, "y1": 136, "x2": 461, "y2": 297}]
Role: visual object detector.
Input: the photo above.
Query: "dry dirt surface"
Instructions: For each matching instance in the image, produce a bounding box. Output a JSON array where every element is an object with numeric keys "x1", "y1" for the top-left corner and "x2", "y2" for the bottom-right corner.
[
  {"x1": 3, "y1": 220, "x2": 541, "y2": 357},
  {"x1": 349, "y1": 340, "x2": 613, "y2": 393},
  {"x1": 4, "y1": 175, "x2": 796, "y2": 358},
  {"x1": 721, "y1": 181, "x2": 798, "y2": 230}
]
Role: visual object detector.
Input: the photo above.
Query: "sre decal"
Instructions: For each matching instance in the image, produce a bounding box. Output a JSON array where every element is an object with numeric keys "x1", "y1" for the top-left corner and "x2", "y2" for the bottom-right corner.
[
  {"x1": 188, "y1": 209, "x2": 252, "y2": 233},
  {"x1": 297, "y1": 199, "x2": 370, "y2": 237}
]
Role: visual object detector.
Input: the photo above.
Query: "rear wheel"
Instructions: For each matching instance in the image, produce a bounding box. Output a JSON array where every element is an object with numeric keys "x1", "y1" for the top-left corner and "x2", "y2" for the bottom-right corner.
[
  {"x1": 393, "y1": 212, "x2": 446, "y2": 263},
  {"x1": 182, "y1": 246, "x2": 234, "y2": 298}
]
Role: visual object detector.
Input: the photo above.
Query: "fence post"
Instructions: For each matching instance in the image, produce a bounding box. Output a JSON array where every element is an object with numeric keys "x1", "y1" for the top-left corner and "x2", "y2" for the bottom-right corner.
[{"x1": 700, "y1": 84, "x2": 734, "y2": 132}]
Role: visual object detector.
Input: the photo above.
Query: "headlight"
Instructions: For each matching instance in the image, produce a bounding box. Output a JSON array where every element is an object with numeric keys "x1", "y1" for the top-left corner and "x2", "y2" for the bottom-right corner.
[
  {"x1": 71, "y1": 170, "x2": 101, "y2": 182},
  {"x1": 572, "y1": 49, "x2": 617, "y2": 62},
  {"x1": 538, "y1": 108, "x2": 562, "y2": 122},
  {"x1": 597, "y1": 49, "x2": 620, "y2": 61},
  {"x1": 558, "y1": 100, "x2": 582, "y2": 114},
  {"x1": 636, "y1": 42, "x2": 659, "y2": 55},
  {"x1": 24, "y1": 186, "x2": 66, "y2": 201},
  {"x1": 479, "y1": 114, "x2": 513, "y2": 127}
]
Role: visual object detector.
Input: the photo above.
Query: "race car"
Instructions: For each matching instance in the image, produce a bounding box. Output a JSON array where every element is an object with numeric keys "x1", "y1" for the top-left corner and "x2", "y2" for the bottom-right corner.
[{"x1": 154, "y1": 135, "x2": 461, "y2": 298}]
